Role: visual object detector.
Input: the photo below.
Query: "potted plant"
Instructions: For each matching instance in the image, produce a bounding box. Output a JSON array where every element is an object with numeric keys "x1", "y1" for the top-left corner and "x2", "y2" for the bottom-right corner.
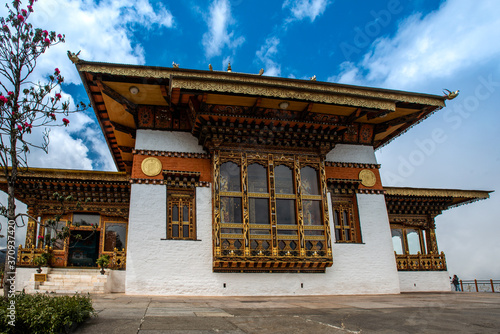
[
  {"x1": 96, "y1": 254, "x2": 110, "y2": 275},
  {"x1": 33, "y1": 255, "x2": 47, "y2": 273}
]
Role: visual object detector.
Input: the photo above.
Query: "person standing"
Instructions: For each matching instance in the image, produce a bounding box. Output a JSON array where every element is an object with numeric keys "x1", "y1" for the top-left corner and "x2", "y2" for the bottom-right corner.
[{"x1": 452, "y1": 275, "x2": 461, "y2": 291}]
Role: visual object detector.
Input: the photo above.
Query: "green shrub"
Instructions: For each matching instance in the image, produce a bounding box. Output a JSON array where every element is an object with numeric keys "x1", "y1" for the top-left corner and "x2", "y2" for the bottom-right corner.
[{"x1": 0, "y1": 292, "x2": 96, "y2": 334}]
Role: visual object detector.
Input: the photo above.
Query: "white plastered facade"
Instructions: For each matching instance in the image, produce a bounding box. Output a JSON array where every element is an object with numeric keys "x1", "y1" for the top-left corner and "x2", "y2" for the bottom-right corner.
[{"x1": 125, "y1": 135, "x2": 403, "y2": 295}]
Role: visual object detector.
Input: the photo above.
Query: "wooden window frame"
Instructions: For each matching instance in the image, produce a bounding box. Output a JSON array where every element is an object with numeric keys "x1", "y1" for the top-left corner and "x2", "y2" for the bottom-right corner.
[
  {"x1": 167, "y1": 188, "x2": 196, "y2": 240},
  {"x1": 390, "y1": 225, "x2": 427, "y2": 255},
  {"x1": 331, "y1": 194, "x2": 362, "y2": 243}
]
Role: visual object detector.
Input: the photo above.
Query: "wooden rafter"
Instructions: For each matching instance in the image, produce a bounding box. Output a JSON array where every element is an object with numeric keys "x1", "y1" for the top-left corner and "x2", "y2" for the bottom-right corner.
[
  {"x1": 94, "y1": 79, "x2": 137, "y2": 117},
  {"x1": 110, "y1": 121, "x2": 136, "y2": 139}
]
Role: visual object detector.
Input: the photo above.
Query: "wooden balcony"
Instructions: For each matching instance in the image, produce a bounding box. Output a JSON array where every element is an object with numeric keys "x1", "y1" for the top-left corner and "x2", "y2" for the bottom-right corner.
[{"x1": 395, "y1": 252, "x2": 447, "y2": 271}]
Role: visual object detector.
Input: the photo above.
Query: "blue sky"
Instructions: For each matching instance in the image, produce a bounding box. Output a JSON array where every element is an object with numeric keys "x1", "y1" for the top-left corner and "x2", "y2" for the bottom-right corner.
[{"x1": 1, "y1": 0, "x2": 499, "y2": 279}]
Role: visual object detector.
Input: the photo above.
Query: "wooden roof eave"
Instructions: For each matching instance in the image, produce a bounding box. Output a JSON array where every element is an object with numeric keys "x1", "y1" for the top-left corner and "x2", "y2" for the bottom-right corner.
[
  {"x1": 78, "y1": 69, "x2": 123, "y2": 172},
  {"x1": 384, "y1": 186, "x2": 492, "y2": 209}
]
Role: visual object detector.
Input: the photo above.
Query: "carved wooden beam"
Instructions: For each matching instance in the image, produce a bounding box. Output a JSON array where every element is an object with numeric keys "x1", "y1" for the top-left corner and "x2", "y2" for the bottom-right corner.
[
  {"x1": 118, "y1": 145, "x2": 134, "y2": 153},
  {"x1": 299, "y1": 102, "x2": 314, "y2": 119},
  {"x1": 160, "y1": 85, "x2": 170, "y2": 106},
  {"x1": 252, "y1": 97, "x2": 262, "y2": 113},
  {"x1": 94, "y1": 79, "x2": 137, "y2": 116},
  {"x1": 110, "y1": 121, "x2": 136, "y2": 139}
]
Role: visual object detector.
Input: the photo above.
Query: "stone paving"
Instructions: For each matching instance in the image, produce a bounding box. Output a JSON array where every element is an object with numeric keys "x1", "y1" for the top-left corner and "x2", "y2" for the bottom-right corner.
[{"x1": 74, "y1": 292, "x2": 500, "y2": 333}]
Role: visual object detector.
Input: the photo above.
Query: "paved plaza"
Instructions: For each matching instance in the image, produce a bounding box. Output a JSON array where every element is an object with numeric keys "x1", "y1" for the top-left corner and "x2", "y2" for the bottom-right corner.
[{"x1": 74, "y1": 292, "x2": 500, "y2": 333}]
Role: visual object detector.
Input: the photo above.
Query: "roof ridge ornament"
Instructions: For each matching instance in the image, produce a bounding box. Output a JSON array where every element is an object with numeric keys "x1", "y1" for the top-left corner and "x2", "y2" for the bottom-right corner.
[
  {"x1": 443, "y1": 89, "x2": 459, "y2": 100},
  {"x1": 227, "y1": 62, "x2": 232, "y2": 72},
  {"x1": 67, "y1": 50, "x2": 81, "y2": 64}
]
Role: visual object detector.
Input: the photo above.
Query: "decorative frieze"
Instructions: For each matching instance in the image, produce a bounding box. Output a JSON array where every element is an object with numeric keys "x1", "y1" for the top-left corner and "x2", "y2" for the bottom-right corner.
[{"x1": 133, "y1": 149, "x2": 210, "y2": 159}]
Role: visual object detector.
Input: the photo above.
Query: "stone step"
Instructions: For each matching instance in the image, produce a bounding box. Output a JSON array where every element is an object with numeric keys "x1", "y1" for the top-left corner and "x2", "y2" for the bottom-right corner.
[{"x1": 41, "y1": 281, "x2": 106, "y2": 287}]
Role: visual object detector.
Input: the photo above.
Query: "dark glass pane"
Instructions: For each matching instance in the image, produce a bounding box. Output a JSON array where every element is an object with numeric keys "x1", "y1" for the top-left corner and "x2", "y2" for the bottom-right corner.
[
  {"x1": 275, "y1": 165, "x2": 294, "y2": 194},
  {"x1": 333, "y1": 210, "x2": 340, "y2": 226},
  {"x1": 182, "y1": 205, "x2": 189, "y2": 222},
  {"x1": 220, "y1": 162, "x2": 241, "y2": 192},
  {"x1": 221, "y1": 228, "x2": 243, "y2": 234},
  {"x1": 183, "y1": 225, "x2": 189, "y2": 238},
  {"x1": 249, "y1": 198, "x2": 269, "y2": 225},
  {"x1": 304, "y1": 230, "x2": 324, "y2": 236},
  {"x1": 344, "y1": 229, "x2": 351, "y2": 241},
  {"x1": 342, "y1": 210, "x2": 349, "y2": 227},
  {"x1": 300, "y1": 166, "x2": 319, "y2": 195},
  {"x1": 248, "y1": 164, "x2": 268, "y2": 193},
  {"x1": 172, "y1": 205, "x2": 179, "y2": 222},
  {"x1": 172, "y1": 224, "x2": 179, "y2": 237},
  {"x1": 277, "y1": 229, "x2": 298, "y2": 235},
  {"x1": 303, "y1": 200, "x2": 322, "y2": 226},
  {"x1": 104, "y1": 223, "x2": 127, "y2": 251},
  {"x1": 276, "y1": 199, "x2": 296, "y2": 225},
  {"x1": 335, "y1": 228, "x2": 341, "y2": 241},
  {"x1": 221, "y1": 197, "x2": 242, "y2": 224},
  {"x1": 73, "y1": 213, "x2": 100, "y2": 227}
]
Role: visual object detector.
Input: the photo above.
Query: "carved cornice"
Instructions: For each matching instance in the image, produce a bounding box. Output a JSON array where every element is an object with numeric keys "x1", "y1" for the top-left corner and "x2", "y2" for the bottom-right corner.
[
  {"x1": 130, "y1": 178, "x2": 210, "y2": 187},
  {"x1": 133, "y1": 149, "x2": 210, "y2": 159},
  {"x1": 77, "y1": 62, "x2": 446, "y2": 107},
  {"x1": 389, "y1": 215, "x2": 429, "y2": 228},
  {"x1": 385, "y1": 187, "x2": 491, "y2": 199},
  {"x1": 325, "y1": 161, "x2": 381, "y2": 169}
]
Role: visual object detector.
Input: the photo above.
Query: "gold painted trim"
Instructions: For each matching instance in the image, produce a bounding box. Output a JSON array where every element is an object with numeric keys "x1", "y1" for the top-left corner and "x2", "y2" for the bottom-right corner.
[
  {"x1": 302, "y1": 195, "x2": 323, "y2": 200},
  {"x1": 384, "y1": 187, "x2": 491, "y2": 199},
  {"x1": 220, "y1": 191, "x2": 243, "y2": 197}
]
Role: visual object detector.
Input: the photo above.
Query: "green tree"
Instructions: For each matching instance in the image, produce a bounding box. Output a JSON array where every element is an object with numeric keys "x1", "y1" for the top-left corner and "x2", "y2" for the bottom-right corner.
[{"x1": 0, "y1": 0, "x2": 87, "y2": 299}]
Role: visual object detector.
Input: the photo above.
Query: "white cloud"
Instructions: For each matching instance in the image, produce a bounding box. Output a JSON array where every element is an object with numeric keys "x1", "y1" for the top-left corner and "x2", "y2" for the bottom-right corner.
[
  {"x1": 334, "y1": 0, "x2": 500, "y2": 91},
  {"x1": 202, "y1": 0, "x2": 245, "y2": 59},
  {"x1": 283, "y1": 0, "x2": 330, "y2": 22},
  {"x1": 332, "y1": 0, "x2": 500, "y2": 279},
  {"x1": 26, "y1": 0, "x2": 175, "y2": 85},
  {"x1": 256, "y1": 37, "x2": 281, "y2": 77}
]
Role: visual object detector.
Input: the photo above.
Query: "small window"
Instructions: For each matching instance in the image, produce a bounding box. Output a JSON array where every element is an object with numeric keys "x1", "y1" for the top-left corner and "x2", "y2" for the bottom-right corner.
[
  {"x1": 104, "y1": 222, "x2": 127, "y2": 252},
  {"x1": 167, "y1": 189, "x2": 196, "y2": 240},
  {"x1": 331, "y1": 195, "x2": 362, "y2": 243},
  {"x1": 72, "y1": 213, "x2": 100, "y2": 227}
]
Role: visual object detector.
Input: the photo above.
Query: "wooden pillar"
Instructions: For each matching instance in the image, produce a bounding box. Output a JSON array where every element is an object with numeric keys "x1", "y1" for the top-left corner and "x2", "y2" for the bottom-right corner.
[
  {"x1": 427, "y1": 215, "x2": 439, "y2": 254},
  {"x1": 24, "y1": 206, "x2": 38, "y2": 248}
]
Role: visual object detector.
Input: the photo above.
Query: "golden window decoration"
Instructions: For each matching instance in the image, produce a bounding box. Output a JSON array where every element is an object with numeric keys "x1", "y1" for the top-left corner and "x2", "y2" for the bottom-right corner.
[
  {"x1": 213, "y1": 151, "x2": 333, "y2": 273},
  {"x1": 167, "y1": 189, "x2": 196, "y2": 240},
  {"x1": 331, "y1": 195, "x2": 362, "y2": 243}
]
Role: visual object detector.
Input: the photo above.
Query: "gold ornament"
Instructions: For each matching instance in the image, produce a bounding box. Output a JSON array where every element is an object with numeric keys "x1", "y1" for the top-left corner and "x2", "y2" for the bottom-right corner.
[
  {"x1": 141, "y1": 157, "x2": 162, "y2": 177},
  {"x1": 359, "y1": 169, "x2": 376, "y2": 187}
]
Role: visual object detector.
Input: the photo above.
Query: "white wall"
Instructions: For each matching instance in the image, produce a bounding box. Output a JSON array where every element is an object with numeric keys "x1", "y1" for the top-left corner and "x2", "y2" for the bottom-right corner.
[
  {"x1": 399, "y1": 271, "x2": 451, "y2": 292},
  {"x1": 136, "y1": 130, "x2": 206, "y2": 153},
  {"x1": 125, "y1": 134, "x2": 400, "y2": 295},
  {"x1": 325, "y1": 144, "x2": 377, "y2": 164}
]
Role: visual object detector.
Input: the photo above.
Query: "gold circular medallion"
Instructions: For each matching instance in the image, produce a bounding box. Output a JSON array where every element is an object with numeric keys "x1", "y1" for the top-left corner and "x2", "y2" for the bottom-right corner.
[
  {"x1": 359, "y1": 169, "x2": 376, "y2": 187},
  {"x1": 141, "y1": 157, "x2": 162, "y2": 177}
]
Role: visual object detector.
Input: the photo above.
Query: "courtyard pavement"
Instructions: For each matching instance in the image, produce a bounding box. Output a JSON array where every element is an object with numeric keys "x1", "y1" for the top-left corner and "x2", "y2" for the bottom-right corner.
[{"x1": 73, "y1": 292, "x2": 500, "y2": 333}]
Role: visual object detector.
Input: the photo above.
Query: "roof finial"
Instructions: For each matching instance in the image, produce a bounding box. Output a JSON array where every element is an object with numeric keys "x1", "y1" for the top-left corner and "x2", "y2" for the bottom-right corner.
[
  {"x1": 310, "y1": 75, "x2": 316, "y2": 81},
  {"x1": 67, "y1": 50, "x2": 81, "y2": 64},
  {"x1": 172, "y1": 62, "x2": 179, "y2": 68},
  {"x1": 209, "y1": 64, "x2": 213, "y2": 71},
  {"x1": 443, "y1": 89, "x2": 459, "y2": 100},
  {"x1": 227, "y1": 62, "x2": 232, "y2": 72},
  {"x1": 259, "y1": 68, "x2": 264, "y2": 76}
]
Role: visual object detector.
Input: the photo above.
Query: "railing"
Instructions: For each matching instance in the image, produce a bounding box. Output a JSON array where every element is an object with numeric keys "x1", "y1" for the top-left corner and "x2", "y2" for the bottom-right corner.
[
  {"x1": 110, "y1": 248, "x2": 126, "y2": 270},
  {"x1": 453, "y1": 279, "x2": 500, "y2": 293},
  {"x1": 395, "y1": 252, "x2": 447, "y2": 271},
  {"x1": 17, "y1": 245, "x2": 51, "y2": 266}
]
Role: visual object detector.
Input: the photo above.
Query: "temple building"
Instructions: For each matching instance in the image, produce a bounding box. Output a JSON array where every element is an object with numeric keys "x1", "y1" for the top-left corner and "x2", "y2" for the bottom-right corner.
[{"x1": 5, "y1": 58, "x2": 490, "y2": 295}]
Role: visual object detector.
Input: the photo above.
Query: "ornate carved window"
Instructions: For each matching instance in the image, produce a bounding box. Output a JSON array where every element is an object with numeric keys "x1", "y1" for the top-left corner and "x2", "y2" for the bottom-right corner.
[
  {"x1": 391, "y1": 226, "x2": 427, "y2": 255},
  {"x1": 331, "y1": 195, "x2": 362, "y2": 243},
  {"x1": 167, "y1": 189, "x2": 196, "y2": 240},
  {"x1": 213, "y1": 151, "x2": 333, "y2": 273}
]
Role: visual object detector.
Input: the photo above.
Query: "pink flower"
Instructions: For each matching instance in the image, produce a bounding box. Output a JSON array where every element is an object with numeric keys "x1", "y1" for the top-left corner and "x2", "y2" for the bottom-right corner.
[
  {"x1": 42, "y1": 30, "x2": 48, "y2": 36},
  {"x1": 55, "y1": 93, "x2": 62, "y2": 100},
  {"x1": 7, "y1": 91, "x2": 13, "y2": 96},
  {"x1": 17, "y1": 125, "x2": 23, "y2": 131},
  {"x1": 17, "y1": 15, "x2": 24, "y2": 21},
  {"x1": 2, "y1": 25, "x2": 7, "y2": 30},
  {"x1": 57, "y1": 34, "x2": 62, "y2": 39},
  {"x1": 0, "y1": 96, "x2": 8, "y2": 103},
  {"x1": 28, "y1": 5, "x2": 33, "y2": 12},
  {"x1": 21, "y1": 9, "x2": 27, "y2": 16},
  {"x1": 49, "y1": 113, "x2": 56, "y2": 120},
  {"x1": 54, "y1": 68, "x2": 60, "y2": 75},
  {"x1": 44, "y1": 38, "x2": 50, "y2": 44},
  {"x1": 62, "y1": 118, "x2": 70, "y2": 125},
  {"x1": 38, "y1": 235, "x2": 44, "y2": 239}
]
